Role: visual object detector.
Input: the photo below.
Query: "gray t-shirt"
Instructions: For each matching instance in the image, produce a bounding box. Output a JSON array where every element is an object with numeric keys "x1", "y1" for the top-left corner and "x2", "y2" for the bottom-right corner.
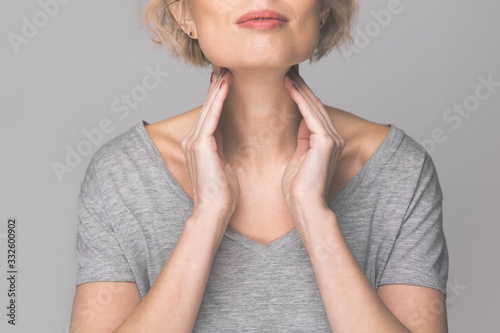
[{"x1": 75, "y1": 120, "x2": 448, "y2": 332}]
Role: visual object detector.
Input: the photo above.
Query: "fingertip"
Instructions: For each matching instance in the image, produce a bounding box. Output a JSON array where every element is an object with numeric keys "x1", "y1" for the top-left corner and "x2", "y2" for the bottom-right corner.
[
  {"x1": 283, "y1": 75, "x2": 295, "y2": 91},
  {"x1": 224, "y1": 72, "x2": 233, "y2": 86}
]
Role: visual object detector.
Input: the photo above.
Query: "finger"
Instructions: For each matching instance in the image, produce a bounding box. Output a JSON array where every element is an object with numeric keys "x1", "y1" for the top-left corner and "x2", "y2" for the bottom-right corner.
[
  {"x1": 184, "y1": 71, "x2": 231, "y2": 201},
  {"x1": 286, "y1": 72, "x2": 335, "y2": 137},
  {"x1": 192, "y1": 70, "x2": 231, "y2": 139},
  {"x1": 186, "y1": 72, "x2": 221, "y2": 139},
  {"x1": 198, "y1": 76, "x2": 232, "y2": 139},
  {"x1": 285, "y1": 78, "x2": 326, "y2": 137},
  {"x1": 285, "y1": 74, "x2": 332, "y2": 140},
  {"x1": 190, "y1": 80, "x2": 228, "y2": 194},
  {"x1": 285, "y1": 72, "x2": 331, "y2": 138},
  {"x1": 285, "y1": 72, "x2": 326, "y2": 123},
  {"x1": 291, "y1": 71, "x2": 342, "y2": 139},
  {"x1": 288, "y1": 71, "x2": 329, "y2": 124}
]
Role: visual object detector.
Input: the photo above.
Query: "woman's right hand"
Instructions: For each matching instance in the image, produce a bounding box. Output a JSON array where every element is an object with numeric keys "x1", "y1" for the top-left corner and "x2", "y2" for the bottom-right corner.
[{"x1": 180, "y1": 68, "x2": 240, "y2": 224}]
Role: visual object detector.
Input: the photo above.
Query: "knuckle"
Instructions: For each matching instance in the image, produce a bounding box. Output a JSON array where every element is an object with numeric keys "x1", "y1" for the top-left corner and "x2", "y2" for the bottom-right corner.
[
  {"x1": 337, "y1": 135, "x2": 345, "y2": 147},
  {"x1": 325, "y1": 138, "x2": 335, "y2": 149},
  {"x1": 191, "y1": 139, "x2": 205, "y2": 153},
  {"x1": 181, "y1": 136, "x2": 193, "y2": 152},
  {"x1": 319, "y1": 132, "x2": 332, "y2": 142},
  {"x1": 180, "y1": 136, "x2": 188, "y2": 149}
]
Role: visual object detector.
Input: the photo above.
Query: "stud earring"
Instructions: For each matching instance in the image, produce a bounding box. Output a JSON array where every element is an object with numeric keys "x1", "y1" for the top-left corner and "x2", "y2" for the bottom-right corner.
[{"x1": 189, "y1": 31, "x2": 194, "y2": 37}]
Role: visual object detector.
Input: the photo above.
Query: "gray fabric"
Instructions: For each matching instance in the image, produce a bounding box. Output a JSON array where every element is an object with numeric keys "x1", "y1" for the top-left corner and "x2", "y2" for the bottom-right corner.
[{"x1": 74, "y1": 120, "x2": 448, "y2": 332}]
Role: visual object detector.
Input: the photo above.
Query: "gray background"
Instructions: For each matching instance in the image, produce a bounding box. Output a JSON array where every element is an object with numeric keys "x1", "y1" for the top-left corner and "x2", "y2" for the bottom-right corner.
[{"x1": 1, "y1": 0, "x2": 498, "y2": 331}]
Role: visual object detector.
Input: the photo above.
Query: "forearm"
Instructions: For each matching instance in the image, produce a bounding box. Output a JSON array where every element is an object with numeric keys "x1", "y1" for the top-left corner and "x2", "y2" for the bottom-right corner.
[
  {"x1": 292, "y1": 204, "x2": 411, "y2": 333},
  {"x1": 114, "y1": 211, "x2": 227, "y2": 333}
]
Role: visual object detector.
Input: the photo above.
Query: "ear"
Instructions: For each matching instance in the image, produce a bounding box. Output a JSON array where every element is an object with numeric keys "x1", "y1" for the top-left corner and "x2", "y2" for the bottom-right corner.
[
  {"x1": 169, "y1": 1, "x2": 197, "y2": 38},
  {"x1": 319, "y1": 0, "x2": 331, "y2": 25}
]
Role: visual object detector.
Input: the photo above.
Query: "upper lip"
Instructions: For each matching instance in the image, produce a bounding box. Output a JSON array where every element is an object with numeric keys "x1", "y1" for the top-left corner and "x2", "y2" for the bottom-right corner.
[{"x1": 236, "y1": 9, "x2": 288, "y2": 24}]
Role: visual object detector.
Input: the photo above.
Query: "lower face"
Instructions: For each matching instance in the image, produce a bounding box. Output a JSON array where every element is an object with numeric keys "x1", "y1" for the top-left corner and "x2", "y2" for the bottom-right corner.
[{"x1": 189, "y1": 0, "x2": 324, "y2": 70}]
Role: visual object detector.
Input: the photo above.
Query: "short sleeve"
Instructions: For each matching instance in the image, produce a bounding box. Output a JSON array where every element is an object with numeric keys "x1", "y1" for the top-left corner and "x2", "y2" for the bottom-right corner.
[
  {"x1": 378, "y1": 151, "x2": 449, "y2": 296},
  {"x1": 74, "y1": 158, "x2": 135, "y2": 286}
]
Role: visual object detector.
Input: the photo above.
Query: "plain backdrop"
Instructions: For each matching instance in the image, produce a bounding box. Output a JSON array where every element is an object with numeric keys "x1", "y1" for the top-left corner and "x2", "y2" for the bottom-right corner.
[{"x1": 1, "y1": 0, "x2": 498, "y2": 332}]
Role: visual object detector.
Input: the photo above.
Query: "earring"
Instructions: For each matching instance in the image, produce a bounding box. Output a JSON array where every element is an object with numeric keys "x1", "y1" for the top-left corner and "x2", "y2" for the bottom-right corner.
[{"x1": 189, "y1": 31, "x2": 194, "y2": 37}]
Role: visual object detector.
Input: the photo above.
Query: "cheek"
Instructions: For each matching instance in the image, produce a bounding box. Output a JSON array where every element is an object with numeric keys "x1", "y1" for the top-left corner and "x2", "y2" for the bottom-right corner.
[
  {"x1": 196, "y1": 27, "x2": 232, "y2": 65},
  {"x1": 293, "y1": 20, "x2": 321, "y2": 58}
]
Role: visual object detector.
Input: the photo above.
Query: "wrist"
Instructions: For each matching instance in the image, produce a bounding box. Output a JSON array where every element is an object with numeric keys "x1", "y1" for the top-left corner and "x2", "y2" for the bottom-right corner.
[
  {"x1": 186, "y1": 210, "x2": 230, "y2": 251},
  {"x1": 290, "y1": 203, "x2": 339, "y2": 252},
  {"x1": 289, "y1": 200, "x2": 332, "y2": 224},
  {"x1": 192, "y1": 205, "x2": 233, "y2": 225}
]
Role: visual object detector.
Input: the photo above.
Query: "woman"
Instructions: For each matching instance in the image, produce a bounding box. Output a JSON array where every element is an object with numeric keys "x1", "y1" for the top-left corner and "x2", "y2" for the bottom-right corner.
[{"x1": 71, "y1": 0, "x2": 449, "y2": 332}]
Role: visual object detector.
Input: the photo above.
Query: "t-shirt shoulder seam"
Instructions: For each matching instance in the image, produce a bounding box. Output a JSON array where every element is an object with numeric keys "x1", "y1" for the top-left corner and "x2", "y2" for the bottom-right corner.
[
  {"x1": 134, "y1": 120, "x2": 161, "y2": 161},
  {"x1": 93, "y1": 122, "x2": 142, "y2": 159},
  {"x1": 352, "y1": 124, "x2": 404, "y2": 183}
]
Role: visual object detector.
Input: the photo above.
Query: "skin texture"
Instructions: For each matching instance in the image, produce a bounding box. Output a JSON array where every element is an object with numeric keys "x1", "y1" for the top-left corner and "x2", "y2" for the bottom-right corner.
[{"x1": 70, "y1": 1, "x2": 448, "y2": 332}]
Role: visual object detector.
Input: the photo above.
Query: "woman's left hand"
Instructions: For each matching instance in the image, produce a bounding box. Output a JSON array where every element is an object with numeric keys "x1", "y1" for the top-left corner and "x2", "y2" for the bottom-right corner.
[{"x1": 281, "y1": 68, "x2": 345, "y2": 213}]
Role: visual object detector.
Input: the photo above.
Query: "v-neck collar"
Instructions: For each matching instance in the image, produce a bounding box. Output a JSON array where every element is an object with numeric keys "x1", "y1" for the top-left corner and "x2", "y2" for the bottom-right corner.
[{"x1": 135, "y1": 119, "x2": 400, "y2": 257}]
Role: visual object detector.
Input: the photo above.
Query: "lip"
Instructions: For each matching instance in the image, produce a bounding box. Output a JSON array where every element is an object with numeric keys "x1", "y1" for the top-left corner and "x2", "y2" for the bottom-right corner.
[
  {"x1": 236, "y1": 9, "x2": 289, "y2": 24},
  {"x1": 237, "y1": 19, "x2": 288, "y2": 30}
]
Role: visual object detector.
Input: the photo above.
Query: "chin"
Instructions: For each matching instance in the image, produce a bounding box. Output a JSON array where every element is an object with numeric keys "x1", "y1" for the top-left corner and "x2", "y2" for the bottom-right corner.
[{"x1": 202, "y1": 44, "x2": 315, "y2": 71}]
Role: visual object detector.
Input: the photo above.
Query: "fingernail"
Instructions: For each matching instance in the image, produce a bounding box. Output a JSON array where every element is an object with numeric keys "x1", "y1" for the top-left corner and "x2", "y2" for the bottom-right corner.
[{"x1": 210, "y1": 72, "x2": 215, "y2": 83}]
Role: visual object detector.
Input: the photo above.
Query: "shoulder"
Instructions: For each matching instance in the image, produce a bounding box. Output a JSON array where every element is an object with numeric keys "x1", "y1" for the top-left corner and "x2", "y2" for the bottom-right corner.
[
  {"x1": 145, "y1": 106, "x2": 200, "y2": 142},
  {"x1": 81, "y1": 121, "x2": 152, "y2": 191},
  {"x1": 324, "y1": 105, "x2": 440, "y2": 189},
  {"x1": 327, "y1": 105, "x2": 431, "y2": 159},
  {"x1": 324, "y1": 105, "x2": 392, "y2": 167},
  {"x1": 143, "y1": 106, "x2": 201, "y2": 160},
  {"x1": 91, "y1": 123, "x2": 144, "y2": 167}
]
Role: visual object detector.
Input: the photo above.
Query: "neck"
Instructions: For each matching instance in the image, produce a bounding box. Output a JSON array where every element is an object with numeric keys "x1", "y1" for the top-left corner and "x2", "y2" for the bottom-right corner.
[{"x1": 217, "y1": 66, "x2": 303, "y2": 175}]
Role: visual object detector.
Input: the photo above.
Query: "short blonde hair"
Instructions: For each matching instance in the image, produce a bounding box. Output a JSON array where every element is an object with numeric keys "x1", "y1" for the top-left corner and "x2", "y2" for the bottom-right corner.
[{"x1": 143, "y1": 0, "x2": 359, "y2": 68}]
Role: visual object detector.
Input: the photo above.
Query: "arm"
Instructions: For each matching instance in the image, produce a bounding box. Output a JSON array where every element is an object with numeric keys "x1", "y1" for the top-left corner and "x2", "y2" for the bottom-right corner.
[
  {"x1": 71, "y1": 68, "x2": 237, "y2": 333},
  {"x1": 294, "y1": 204, "x2": 448, "y2": 332},
  {"x1": 378, "y1": 284, "x2": 448, "y2": 332},
  {"x1": 292, "y1": 204, "x2": 414, "y2": 332},
  {"x1": 282, "y1": 68, "x2": 448, "y2": 332},
  {"x1": 70, "y1": 211, "x2": 228, "y2": 333}
]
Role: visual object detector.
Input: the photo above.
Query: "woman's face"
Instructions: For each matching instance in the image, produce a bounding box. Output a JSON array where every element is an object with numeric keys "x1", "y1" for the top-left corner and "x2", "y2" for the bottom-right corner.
[{"x1": 181, "y1": 0, "x2": 330, "y2": 70}]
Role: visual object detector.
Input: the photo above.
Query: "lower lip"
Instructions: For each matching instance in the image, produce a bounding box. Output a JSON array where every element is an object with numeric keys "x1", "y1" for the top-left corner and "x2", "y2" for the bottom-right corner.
[{"x1": 237, "y1": 19, "x2": 288, "y2": 30}]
